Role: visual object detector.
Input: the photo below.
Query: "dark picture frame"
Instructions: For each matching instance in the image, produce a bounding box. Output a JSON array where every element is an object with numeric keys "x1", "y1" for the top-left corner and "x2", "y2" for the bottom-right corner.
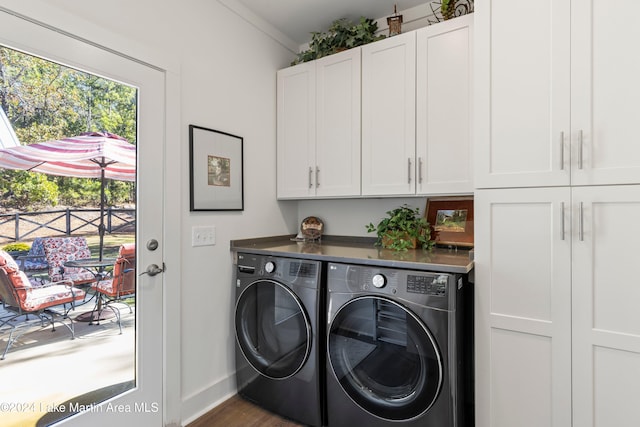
[
  {"x1": 189, "y1": 125, "x2": 244, "y2": 211},
  {"x1": 425, "y1": 196, "x2": 474, "y2": 248}
]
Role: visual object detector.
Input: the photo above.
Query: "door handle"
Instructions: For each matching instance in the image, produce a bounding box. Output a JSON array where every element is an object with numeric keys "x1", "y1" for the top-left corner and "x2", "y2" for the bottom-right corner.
[{"x1": 140, "y1": 263, "x2": 165, "y2": 277}]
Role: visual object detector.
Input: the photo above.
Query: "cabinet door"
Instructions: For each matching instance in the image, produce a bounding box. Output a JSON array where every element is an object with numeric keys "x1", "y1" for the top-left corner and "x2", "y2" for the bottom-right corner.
[
  {"x1": 316, "y1": 48, "x2": 361, "y2": 197},
  {"x1": 572, "y1": 185, "x2": 640, "y2": 427},
  {"x1": 571, "y1": 2, "x2": 640, "y2": 186},
  {"x1": 416, "y1": 15, "x2": 473, "y2": 195},
  {"x1": 361, "y1": 32, "x2": 416, "y2": 196},
  {"x1": 474, "y1": 0, "x2": 571, "y2": 188},
  {"x1": 475, "y1": 188, "x2": 572, "y2": 427},
  {"x1": 276, "y1": 62, "x2": 316, "y2": 198}
]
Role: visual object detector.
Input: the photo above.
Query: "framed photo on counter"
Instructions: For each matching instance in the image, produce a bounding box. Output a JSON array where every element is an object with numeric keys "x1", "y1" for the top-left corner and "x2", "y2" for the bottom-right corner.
[{"x1": 425, "y1": 196, "x2": 474, "y2": 248}]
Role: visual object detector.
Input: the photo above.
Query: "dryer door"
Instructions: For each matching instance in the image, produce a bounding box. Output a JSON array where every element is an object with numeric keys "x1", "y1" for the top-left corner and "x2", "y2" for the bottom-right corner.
[
  {"x1": 328, "y1": 296, "x2": 443, "y2": 421},
  {"x1": 235, "y1": 279, "x2": 312, "y2": 380}
]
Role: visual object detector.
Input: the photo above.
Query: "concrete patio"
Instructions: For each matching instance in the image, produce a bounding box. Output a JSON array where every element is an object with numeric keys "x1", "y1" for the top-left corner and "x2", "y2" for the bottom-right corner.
[{"x1": 0, "y1": 301, "x2": 135, "y2": 427}]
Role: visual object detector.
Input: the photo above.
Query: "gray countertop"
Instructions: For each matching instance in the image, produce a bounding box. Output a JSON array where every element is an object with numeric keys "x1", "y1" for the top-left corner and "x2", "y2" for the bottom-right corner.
[{"x1": 230, "y1": 235, "x2": 474, "y2": 274}]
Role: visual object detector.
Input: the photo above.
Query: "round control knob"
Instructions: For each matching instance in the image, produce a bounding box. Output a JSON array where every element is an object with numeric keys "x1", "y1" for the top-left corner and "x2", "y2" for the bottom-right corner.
[
  {"x1": 372, "y1": 274, "x2": 387, "y2": 288},
  {"x1": 264, "y1": 261, "x2": 276, "y2": 274}
]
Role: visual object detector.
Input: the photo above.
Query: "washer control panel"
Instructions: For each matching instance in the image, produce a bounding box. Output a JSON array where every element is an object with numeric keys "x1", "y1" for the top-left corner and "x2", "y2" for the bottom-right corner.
[{"x1": 407, "y1": 274, "x2": 448, "y2": 296}]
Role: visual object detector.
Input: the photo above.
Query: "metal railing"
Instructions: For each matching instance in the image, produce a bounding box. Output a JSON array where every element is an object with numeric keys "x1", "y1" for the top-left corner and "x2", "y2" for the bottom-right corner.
[{"x1": 0, "y1": 208, "x2": 135, "y2": 242}]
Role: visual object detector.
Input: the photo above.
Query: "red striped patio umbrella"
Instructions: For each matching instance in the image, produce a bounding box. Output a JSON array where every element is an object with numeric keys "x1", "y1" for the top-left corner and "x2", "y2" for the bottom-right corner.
[{"x1": 0, "y1": 132, "x2": 136, "y2": 259}]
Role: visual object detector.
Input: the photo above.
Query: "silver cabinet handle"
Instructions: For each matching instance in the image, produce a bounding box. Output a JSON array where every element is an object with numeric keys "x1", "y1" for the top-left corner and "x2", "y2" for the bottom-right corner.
[
  {"x1": 308, "y1": 167, "x2": 313, "y2": 188},
  {"x1": 418, "y1": 157, "x2": 423, "y2": 183},
  {"x1": 578, "y1": 130, "x2": 584, "y2": 169},
  {"x1": 316, "y1": 167, "x2": 319, "y2": 187},
  {"x1": 561, "y1": 202, "x2": 565, "y2": 240},
  {"x1": 579, "y1": 202, "x2": 584, "y2": 241},
  {"x1": 560, "y1": 132, "x2": 565, "y2": 170},
  {"x1": 407, "y1": 158, "x2": 412, "y2": 184}
]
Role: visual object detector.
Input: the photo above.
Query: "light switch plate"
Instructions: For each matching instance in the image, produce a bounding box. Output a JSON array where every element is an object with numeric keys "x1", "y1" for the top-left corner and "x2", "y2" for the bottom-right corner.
[{"x1": 192, "y1": 226, "x2": 216, "y2": 247}]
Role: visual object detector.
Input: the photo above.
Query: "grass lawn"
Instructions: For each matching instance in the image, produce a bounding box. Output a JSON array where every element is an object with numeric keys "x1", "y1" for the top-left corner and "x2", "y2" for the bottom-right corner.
[{"x1": 85, "y1": 233, "x2": 135, "y2": 258}]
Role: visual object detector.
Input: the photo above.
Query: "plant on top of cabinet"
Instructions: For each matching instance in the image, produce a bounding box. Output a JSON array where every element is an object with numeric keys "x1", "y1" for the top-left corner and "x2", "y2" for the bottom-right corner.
[
  {"x1": 366, "y1": 205, "x2": 435, "y2": 251},
  {"x1": 291, "y1": 17, "x2": 385, "y2": 65}
]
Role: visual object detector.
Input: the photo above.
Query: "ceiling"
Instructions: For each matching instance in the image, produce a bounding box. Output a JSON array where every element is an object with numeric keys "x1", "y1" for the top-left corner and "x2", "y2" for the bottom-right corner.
[{"x1": 219, "y1": 0, "x2": 431, "y2": 48}]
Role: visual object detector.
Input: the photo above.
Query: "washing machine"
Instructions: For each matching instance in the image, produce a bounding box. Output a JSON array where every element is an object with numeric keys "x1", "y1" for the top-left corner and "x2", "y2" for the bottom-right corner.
[
  {"x1": 234, "y1": 252, "x2": 325, "y2": 426},
  {"x1": 326, "y1": 262, "x2": 473, "y2": 427}
]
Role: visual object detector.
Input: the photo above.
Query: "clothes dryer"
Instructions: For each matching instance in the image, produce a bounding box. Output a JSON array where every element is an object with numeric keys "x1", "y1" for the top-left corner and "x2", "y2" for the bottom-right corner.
[
  {"x1": 326, "y1": 262, "x2": 473, "y2": 426},
  {"x1": 234, "y1": 253, "x2": 324, "y2": 426}
]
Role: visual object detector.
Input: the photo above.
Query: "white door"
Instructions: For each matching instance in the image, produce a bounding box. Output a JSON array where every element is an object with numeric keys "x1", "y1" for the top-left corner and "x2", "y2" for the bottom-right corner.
[
  {"x1": 474, "y1": 0, "x2": 571, "y2": 189},
  {"x1": 474, "y1": 188, "x2": 572, "y2": 427},
  {"x1": 416, "y1": 15, "x2": 473, "y2": 195},
  {"x1": 571, "y1": 1, "x2": 640, "y2": 186},
  {"x1": 0, "y1": 9, "x2": 165, "y2": 425},
  {"x1": 316, "y1": 48, "x2": 361, "y2": 198},
  {"x1": 361, "y1": 32, "x2": 416, "y2": 196},
  {"x1": 276, "y1": 62, "x2": 316, "y2": 199},
  {"x1": 572, "y1": 185, "x2": 640, "y2": 427}
]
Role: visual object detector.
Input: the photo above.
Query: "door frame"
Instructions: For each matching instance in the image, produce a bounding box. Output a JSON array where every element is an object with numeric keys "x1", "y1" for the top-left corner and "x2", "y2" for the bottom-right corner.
[{"x1": 0, "y1": 2, "x2": 182, "y2": 424}]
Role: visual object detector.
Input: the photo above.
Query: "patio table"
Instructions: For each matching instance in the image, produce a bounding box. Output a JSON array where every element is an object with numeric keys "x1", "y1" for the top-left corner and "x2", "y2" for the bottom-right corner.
[{"x1": 64, "y1": 258, "x2": 116, "y2": 322}]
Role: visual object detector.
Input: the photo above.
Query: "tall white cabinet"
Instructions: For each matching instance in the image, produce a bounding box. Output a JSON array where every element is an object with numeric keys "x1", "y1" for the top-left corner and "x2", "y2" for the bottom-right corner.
[
  {"x1": 475, "y1": 0, "x2": 640, "y2": 189},
  {"x1": 475, "y1": 0, "x2": 640, "y2": 426}
]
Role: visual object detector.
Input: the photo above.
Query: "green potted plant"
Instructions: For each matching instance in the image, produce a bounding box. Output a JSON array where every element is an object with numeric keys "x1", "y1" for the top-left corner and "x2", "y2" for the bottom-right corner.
[
  {"x1": 1, "y1": 241, "x2": 31, "y2": 257},
  {"x1": 291, "y1": 17, "x2": 385, "y2": 65},
  {"x1": 366, "y1": 205, "x2": 435, "y2": 251}
]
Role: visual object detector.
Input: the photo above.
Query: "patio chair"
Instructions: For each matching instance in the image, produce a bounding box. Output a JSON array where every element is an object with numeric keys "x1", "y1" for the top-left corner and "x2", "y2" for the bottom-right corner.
[
  {"x1": 16, "y1": 237, "x2": 49, "y2": 274},
  {"x1": 41, "y1": 236, "x2": 95, "y2": 285},
  {"x1": 90, "y1": 243, "x2": 135, "y2": 333},
  {"x1": 0, "y1": 250, "x2": 86, "y2": 360}
]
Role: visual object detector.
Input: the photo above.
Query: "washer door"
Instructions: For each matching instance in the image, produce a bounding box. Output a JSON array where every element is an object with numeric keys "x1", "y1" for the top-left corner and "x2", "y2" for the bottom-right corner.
[
  {"x1": 235, "y1": 279, "x2": 312, "y2": 380},
  {"x1": 328, "y1": 296, "x2": 443, "y2": 421}
]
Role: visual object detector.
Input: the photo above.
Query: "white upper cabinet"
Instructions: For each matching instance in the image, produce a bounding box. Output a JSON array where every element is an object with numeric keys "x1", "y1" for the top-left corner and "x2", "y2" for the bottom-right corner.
[
  {"x1": 277, "y1": 61, "x2": 316, "y2": 198},
  {"x1": 416, "y1": 15, "x2": 474, "y2": 194},
  {"x1": 476, "y1": 0, "x2": 640, "y2": 189},
  {"x1": 277, "y1": 16, "x2": 474, "y2": 199},
  {"x1": 475, "y1": 0, "x2": 571, "y2": 188},
  {"x1": 571, "y1": 1, "x2": 640, "y2": 186},
  {"x1": 277, "y1": 49, "x2": 361, "y2": 199},
  {"x1": 316, "y1": 48, "x2": 361, "y2": 197},
  {"x1": 361, "y1": 31, "x2": 416, "y2": 196}
]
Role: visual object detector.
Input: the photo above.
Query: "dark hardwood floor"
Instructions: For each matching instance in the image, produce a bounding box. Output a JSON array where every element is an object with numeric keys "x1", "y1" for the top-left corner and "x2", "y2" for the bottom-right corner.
[{"x1": 187, "y1": 395, "x2": 305, "y2": 427}]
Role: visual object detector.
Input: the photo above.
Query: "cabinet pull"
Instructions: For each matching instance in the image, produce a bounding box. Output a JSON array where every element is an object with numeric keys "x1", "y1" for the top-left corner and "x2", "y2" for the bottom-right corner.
[
  {"x1": 561, "y1": 202, "x2": 565, "y2": 240},
  {"x1": 308, "y1": 167, "x2": 313, "y2": 189},
  {"x1": 560, "y1": 132, "x2": 565, "y2": 170},
  {"x1": 316, "y1": 167, "x2": 320, "y2": 188},
  {"x1": 408, "y1": 158, "x2": 412, "y2": 184},
  {"x1": 578, "y1": 130, "x2": 584, "y2": 170},
  {"x1": 418, "y1": 157, "x2": 423, "y2": 183},
  {"x1": 579, "y1": 202, "x2": 584, "y2": 241}
]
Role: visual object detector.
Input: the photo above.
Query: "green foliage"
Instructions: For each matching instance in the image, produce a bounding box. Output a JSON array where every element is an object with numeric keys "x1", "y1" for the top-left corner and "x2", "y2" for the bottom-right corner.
[
  {"x1": 441, "y1": 0, "x2": 456, "y2": 20},
  {"x1": 0, "y1": 170, "x2": 59, "y2": 210},
  {"x1": 366, "y1": 205, "x2": 435, "y2": 251},
  {"x1": 291, "y1": 17, "x2": 386, "y2": 65},
  {"x1": 0, "y1": 45, "x2": 137, "y2": 211},
  {"x1": 2, "y1": 242, "x2": 31, "y2": 252}
]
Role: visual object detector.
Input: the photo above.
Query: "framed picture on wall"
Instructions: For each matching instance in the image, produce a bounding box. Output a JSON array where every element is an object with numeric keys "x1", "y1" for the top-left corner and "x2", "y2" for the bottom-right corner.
[
  {"x1": 425, "y1": 196, "x2": 474, "y2": 248},
  {"x1": 189, "y1": 125, "x2": 244, "y2": 211}
]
